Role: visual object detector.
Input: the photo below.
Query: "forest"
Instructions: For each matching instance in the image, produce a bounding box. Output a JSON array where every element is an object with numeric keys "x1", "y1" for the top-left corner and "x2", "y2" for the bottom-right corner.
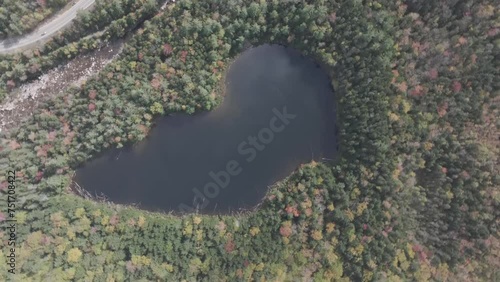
[
  {"x1": 0, "y1": 0, "x2": 70, "y2": 37},
  {"x1": 0, "y1": 0, "x2": 498, "y2": 281},
  {"x1": 0, "y1": 0, "x2": 162, "y2": 102}
]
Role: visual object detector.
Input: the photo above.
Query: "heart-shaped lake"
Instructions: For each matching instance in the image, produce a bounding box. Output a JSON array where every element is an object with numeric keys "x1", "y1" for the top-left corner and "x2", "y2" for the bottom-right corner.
[{"x1": 74, "y1": 44, "x2": 337, "y2": 214}]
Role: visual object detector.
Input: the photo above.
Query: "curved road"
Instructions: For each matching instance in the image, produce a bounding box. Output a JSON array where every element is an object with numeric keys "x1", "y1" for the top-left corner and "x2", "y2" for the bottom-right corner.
[{"x1": 0, "y1": 0, "x2": 95, "y2": 54}]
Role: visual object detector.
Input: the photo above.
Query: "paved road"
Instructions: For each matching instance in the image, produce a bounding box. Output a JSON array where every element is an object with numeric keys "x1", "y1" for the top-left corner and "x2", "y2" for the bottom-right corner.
[{"x1": 0, "y1": 0, "x2": 95, "y2": 54}]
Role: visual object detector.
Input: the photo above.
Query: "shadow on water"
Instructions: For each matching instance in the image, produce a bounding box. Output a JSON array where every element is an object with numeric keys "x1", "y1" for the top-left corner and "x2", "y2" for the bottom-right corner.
[{"x1": 74, "y1": 44, "x2": 338, "y2": 214}]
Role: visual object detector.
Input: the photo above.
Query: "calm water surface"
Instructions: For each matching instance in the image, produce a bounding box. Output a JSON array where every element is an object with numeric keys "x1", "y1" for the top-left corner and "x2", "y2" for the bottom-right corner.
[{"x1": 75, "y1": 45, "x2": 337, "y2": 213}]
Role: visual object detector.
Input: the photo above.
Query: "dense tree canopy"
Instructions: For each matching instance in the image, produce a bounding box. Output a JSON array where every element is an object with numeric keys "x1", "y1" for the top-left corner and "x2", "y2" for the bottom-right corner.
[
  {"x1": 0, "y1": 0, "x2": 70, "y2": 37},
  {"x1": 0, "y1": 0, "x2": 498, "y2": 281}
]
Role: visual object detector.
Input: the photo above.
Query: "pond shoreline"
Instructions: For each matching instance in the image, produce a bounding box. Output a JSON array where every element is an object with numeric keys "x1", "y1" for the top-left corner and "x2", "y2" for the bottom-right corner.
[{"x1": 73, "y1": 44, "x2": 338, "y2": 215}]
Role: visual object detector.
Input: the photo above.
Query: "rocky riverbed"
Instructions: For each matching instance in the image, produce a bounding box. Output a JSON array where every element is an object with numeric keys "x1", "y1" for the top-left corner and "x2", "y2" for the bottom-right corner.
[{"x1": 0, "y1": 41, "x2": 123, "y2": 134}]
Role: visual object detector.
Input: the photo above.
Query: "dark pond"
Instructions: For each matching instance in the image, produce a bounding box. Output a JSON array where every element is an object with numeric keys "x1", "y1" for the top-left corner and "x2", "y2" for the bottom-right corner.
[{"x1": 74, "y1": 44, "x2": 337, "y2": 214}]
